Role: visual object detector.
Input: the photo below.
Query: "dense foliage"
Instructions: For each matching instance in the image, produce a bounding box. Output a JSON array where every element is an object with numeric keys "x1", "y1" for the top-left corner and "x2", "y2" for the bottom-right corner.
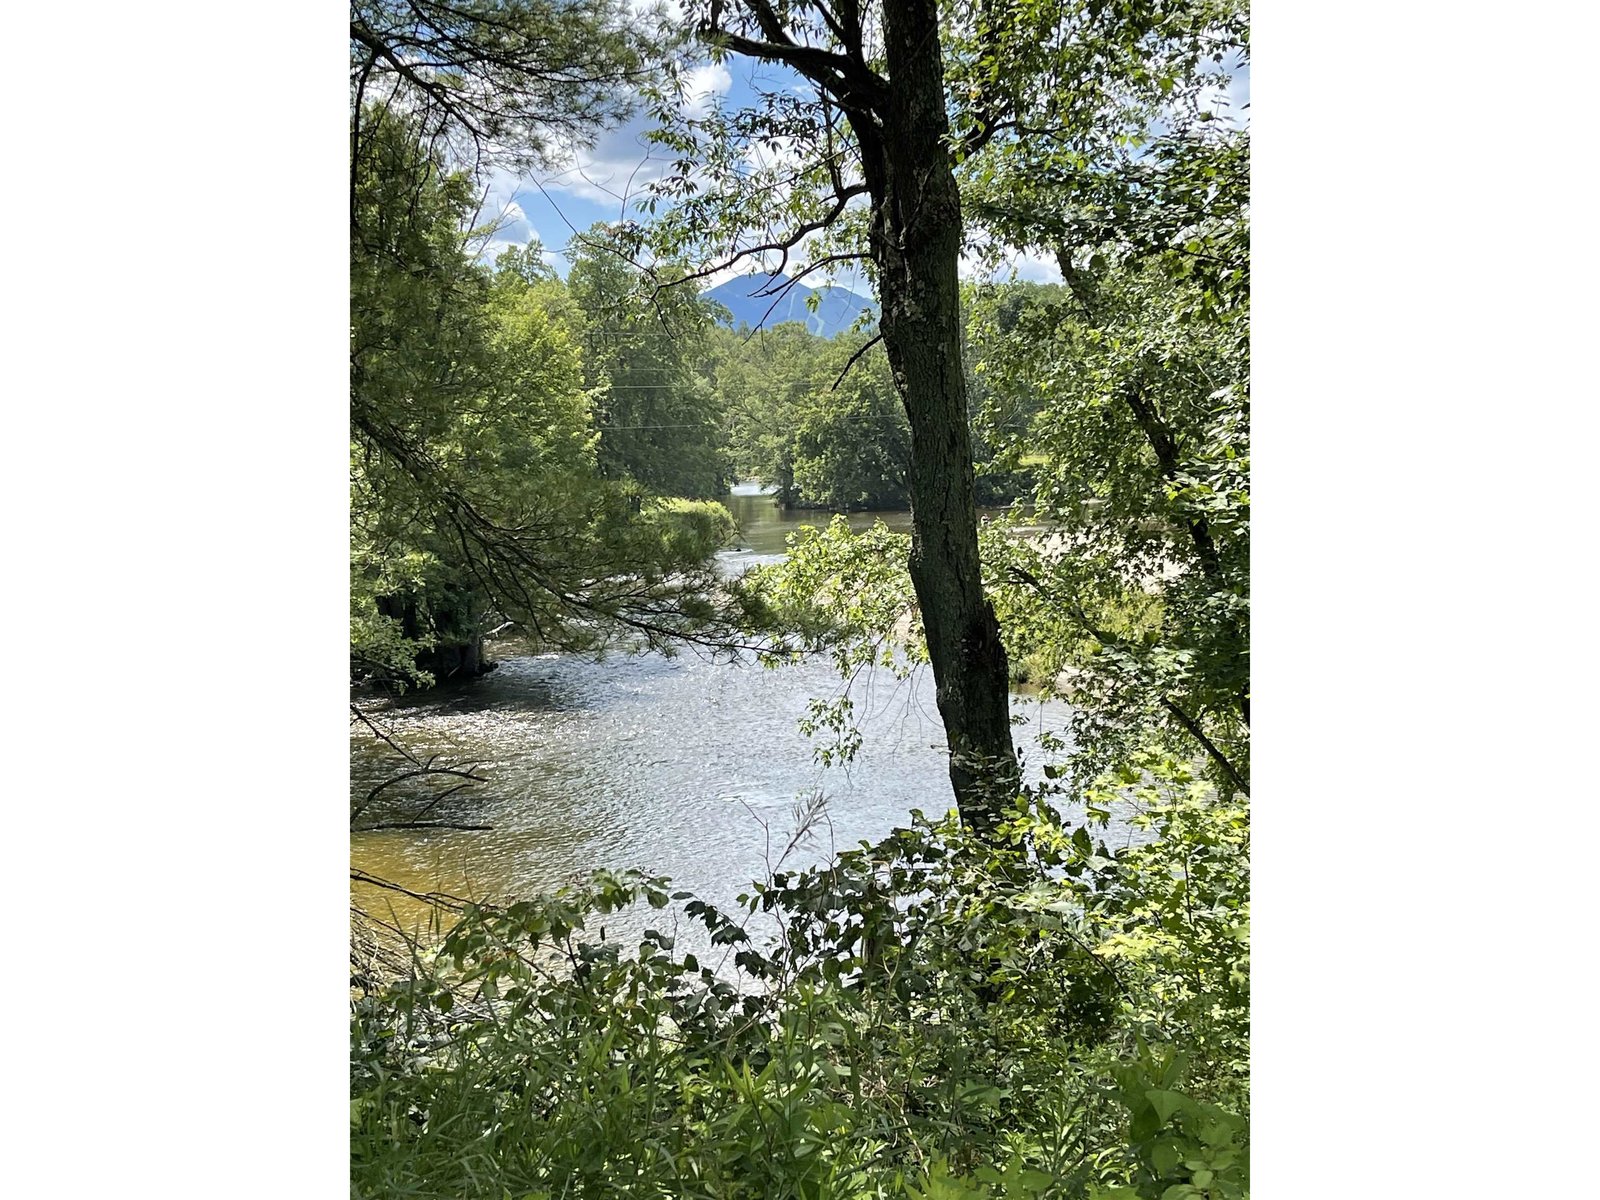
[
  {"x1": 971, "y1": 117, "x2": 1250, "y2": 792},
  {"x1": 715, "y1": 326, "x2": 910, "y2": 509},
  {"x1": 353, "y1": 757, "x2": 1247, "y2": 1198},
  {"x1": 744, "y1": 64, "x2": 1250, "y2": 796},
  {"x1": 569, "y1": 227, "x2": 732, "y2": 500},
  {"x1": 350, "y1": 0, "x2": 659, "y2": 176},
  {"x1": 350, "y1": 113, "x2": 756, "y2": 688}
]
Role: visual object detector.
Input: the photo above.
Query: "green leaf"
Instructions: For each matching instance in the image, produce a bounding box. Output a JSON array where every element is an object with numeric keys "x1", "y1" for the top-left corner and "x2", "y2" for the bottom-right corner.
[
  {"x1": 1151, "y1": 1138, "x2": 1183, "y2": 1176},
  {"x1": 1145, "y1": 1088, "x2": 1188, "y2": 1124}
]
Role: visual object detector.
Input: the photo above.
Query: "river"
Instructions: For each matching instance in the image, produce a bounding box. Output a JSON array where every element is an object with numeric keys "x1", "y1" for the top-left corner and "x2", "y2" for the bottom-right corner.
[{"x1": 351, "y1": 487, "x2": 1077, "y2": 947}]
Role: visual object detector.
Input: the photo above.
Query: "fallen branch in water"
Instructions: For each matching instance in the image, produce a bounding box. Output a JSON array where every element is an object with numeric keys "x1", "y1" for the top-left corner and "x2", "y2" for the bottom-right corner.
[{"x1": 350, "y1": 869, "x2": 474, "y2": 911}]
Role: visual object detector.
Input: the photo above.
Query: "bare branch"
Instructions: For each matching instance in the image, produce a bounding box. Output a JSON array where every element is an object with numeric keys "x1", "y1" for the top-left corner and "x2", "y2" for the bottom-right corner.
[
  {"x1": 829, "y1": 332, "x2": 884, "y2": 391},
  {"x1": 649, "y1": 183, "x2": 869, "y2": 296},
  {"x1": 350, "y1": 868, "x2": 473, "y2": 911},
  {"x1": 1160, "y1": 697, "x2": 1249, "y2": 795},
  {"x1": 703, "y1": 0, "x2": 887, "y2": 105}
]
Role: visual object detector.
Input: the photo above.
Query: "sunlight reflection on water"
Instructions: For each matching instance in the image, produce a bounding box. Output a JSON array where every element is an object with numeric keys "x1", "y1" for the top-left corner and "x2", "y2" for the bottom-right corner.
[{"x1": 351, "y1": 491, "x2": 1100, "y2": 959}]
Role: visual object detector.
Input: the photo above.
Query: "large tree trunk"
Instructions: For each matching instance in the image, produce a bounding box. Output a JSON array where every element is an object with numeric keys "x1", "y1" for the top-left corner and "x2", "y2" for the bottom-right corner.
[
  {"x1": 858, "y1": 0, "x2": 1020, "y2": 830},
  {"x1": 702, "y1": 0, "x2": 1021, "y2": 830}
]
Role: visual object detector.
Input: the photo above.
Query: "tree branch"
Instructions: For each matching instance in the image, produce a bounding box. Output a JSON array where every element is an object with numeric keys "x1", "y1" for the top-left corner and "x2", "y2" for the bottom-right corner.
[
  {"x1": 703, "y1": 0, "x2": 887, "y2": 105},
  {"x1": 830, "y1": 332, "x2": 884, "y2": 391},
  {"x1": 350, "y1": 868, "x2": 473, "y2": 911},
  {"x1": 1160, "y1": 696, "x2": 1248, "y2": 795}
]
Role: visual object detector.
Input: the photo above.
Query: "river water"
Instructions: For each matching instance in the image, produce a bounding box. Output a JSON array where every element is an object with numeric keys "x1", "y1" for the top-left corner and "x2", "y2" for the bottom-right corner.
[{"x1": 351, "y1": 487, "x2": 1076, "y2": 945}]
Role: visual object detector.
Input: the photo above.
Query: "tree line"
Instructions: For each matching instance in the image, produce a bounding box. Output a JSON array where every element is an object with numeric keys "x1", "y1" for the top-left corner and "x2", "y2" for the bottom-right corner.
[
  {"x1": 350, "y1": 116, "x2": 747, "y2": 689},
  {"x1": 353, "y1": 170, "x2": 1044, "y2": 690}
]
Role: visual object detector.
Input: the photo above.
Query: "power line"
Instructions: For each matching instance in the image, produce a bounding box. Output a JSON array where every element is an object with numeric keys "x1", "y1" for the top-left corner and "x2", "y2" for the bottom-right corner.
[
  {"x1": 593, "y1": 417, "x2": 1037, "y2": 430},
  {"x1": 576, "y1": 327, "x2": 876, "y2": 339}
]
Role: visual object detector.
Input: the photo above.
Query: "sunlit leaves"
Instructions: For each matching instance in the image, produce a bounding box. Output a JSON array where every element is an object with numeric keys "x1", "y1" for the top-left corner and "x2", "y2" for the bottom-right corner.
[
  {"x1": 965, "y1": 132, "x2": 1249, "y2": 791},
  {"x1": 567, "y1": 224, "x2": 731, "y2": 499},
  {"x1": 354, "y1": 753, "x2": 1247, "y2": 1198},
  {"x1": 351, "y1": 112, "x2": 752, "y2": 683}
]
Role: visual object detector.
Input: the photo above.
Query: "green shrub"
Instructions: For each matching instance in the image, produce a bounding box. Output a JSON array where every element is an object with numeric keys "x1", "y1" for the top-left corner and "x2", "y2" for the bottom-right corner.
[
  {"x1": 647, "y1": 497, "x2": 738, "y2": 561},
  {"x1": 352, "y1": 757, "x2": 1247, "y2": 1198}
]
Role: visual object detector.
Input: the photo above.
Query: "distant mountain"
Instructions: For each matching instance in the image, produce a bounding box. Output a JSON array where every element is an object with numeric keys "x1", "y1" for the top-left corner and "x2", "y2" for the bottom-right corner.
[{"x1": 701, "y1": 272, "x2": 878, "y2": 338}]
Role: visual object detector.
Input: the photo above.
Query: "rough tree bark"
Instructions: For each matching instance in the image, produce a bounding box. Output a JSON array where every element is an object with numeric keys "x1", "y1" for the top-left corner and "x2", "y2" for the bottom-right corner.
[
  {"x1": 705, "y1": 0, "x2": 1021, "y2": 830},
  {"x1": 869, "y1": 0, "x2": 1019, "y2": 828}
]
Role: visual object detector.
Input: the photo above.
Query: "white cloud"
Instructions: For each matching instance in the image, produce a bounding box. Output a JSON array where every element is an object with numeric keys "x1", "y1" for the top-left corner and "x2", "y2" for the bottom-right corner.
[
  {"x1": 958, "y1": 241, "x2": 1064, "y2": 285},
  {"x1": 525, "y1": 58, "x2": 732, "y2": 212},
  {"x1": 1011, "y1": 249, "x2": 1064, "y2": 284},
  {"x1": 476, "y1": 237, "x2": 524, "y2": 263},
  {"x1": 1186, "y1": 57, "x2": 1250, "y2": 129},
  {"x1": 539, "y1": 118, "x2": 677, "y2": 210},
  {"x1": 625, "y1": 0, "x2": 683, "y2": 21},
  {"x1": 741, "y1": 133, "x2": 805, "y2": 175},
  {"x1": 697, "y1": 262, "x2": 764, "y2": 289},
  {"x1": 682, "y1": 62, "x2": 733, "y2": 119},
  {"x1": 463, "y1": 168, "x2": 537, "y2": 241},
  {"x1": 485, "y1": 199, "x2": 529, "y2": 241},
  {"x1": 475, "y1": 236, "x2": 565, "y2": 268}
]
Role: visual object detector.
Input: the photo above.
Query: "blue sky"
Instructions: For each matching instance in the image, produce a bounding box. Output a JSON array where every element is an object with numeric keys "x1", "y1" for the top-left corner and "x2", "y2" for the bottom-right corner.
[
  {"x1": 475, "y1": 52, "x2": 826, "y2": 283},
  {"x1": 475, "y1": 42, "x2": 1249, "y2": 298}
]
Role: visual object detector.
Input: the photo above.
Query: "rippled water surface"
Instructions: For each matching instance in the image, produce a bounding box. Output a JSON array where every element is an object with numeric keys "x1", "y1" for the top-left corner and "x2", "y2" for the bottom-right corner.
[{"x1": 352, "y1": 489, "x2": 1075, "y2": 943}]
